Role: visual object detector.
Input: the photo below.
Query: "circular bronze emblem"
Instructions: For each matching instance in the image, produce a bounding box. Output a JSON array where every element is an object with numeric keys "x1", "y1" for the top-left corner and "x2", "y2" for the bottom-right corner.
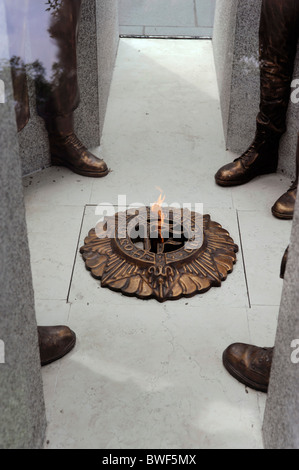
[{"x1": 80, "y1": 207, "x2": 238, "y2": 302}]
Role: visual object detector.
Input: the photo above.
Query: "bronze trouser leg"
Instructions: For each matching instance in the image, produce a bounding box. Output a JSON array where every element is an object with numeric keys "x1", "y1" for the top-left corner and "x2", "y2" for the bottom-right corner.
[{"x1": 257, "y1": 0, "x2": 299, "y2": 135}]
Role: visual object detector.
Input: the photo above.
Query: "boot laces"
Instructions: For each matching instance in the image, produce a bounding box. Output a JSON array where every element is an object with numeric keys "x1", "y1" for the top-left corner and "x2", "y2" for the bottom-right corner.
[
  {"x1": 64, "y1": 133, "x2": 85, "y2": 151},
  {"x1": 234, "y1": 143, "x2": 257, "y2": 164},
  {"x1": 235, "y1": 131, "x2": 275, "y2": 164}
]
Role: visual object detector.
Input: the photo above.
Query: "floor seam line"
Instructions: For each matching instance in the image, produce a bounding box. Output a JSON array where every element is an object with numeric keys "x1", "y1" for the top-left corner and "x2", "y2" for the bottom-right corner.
[
  {"x1": 236, "y1": 209, "x2": 252, "y2": 309},
  {"x1": 66, "y1": 204, "x2": 87, "y2": 303}
]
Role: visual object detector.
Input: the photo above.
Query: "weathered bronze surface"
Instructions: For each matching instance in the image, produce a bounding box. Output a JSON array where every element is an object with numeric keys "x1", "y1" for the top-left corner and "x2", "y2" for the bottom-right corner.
[
  {"x1": 3, "y1": 0, "x2": 108, "y2": 177},
  {"x1": 222, "y1": 343, "x2": 273, "y2": 393},
  {"x1": 49, "y1": 127, "x2": 109, "y2": 178},
  {"x1": 214, "y1": 125, "x2": 280, "y2": 187},
  {"x1": 215, "y1": 0, "x2": 299, "y2": 190},
  {"x1": 80, "y1": 208, "x2": 238, "y2": 302},
  {"x1": 38, "y1": 325, "x2": 76, "y2": 367}
]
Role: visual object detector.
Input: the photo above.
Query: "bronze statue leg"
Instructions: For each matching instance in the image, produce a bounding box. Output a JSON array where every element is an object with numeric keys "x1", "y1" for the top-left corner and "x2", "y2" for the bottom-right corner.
[
  {"x1": 257, "y1": 0, "x2": 299, "y2": 135},
  {"x1": 31, "y1": 0, "x2": 108, "y2": 177},
  {"x1": 215, "y1": 0, "x2": 299, "y2": 192},
  {"x1": 258, "y1": 0, "x2": 299, "y2": 219},
  {"x1": 5, "y1": 0, "x2": 108, "y2": 177}
]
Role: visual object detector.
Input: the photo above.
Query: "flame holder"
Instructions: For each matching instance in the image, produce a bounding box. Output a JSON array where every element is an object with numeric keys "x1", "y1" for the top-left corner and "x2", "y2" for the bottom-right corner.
[{"x1": 80, "y1": 207, "x2": 238, "y2": 302}]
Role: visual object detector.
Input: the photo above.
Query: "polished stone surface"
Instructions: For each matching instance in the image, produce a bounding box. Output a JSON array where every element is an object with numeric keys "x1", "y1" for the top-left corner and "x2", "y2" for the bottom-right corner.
[
  {"x1": 18, "y1": 0, "x2": 119, "y2": 176},
  {"x1": 23, "y1": 39, "x2": 292, "y2": 449},
  {"x1": 0, "y1": 0, "x2": 46, "y2": 448},
  {"x1": 263, "y1": 198, "x2": 299, "y2": 448}
]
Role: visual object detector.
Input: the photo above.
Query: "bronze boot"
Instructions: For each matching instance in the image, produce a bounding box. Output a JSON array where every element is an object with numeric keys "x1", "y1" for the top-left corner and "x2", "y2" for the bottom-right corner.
[
  {"x1": 271, "y1": 182, "x2": 297, "y2": 220},
  {"x1": 272, "y1": 134, "x2": 299, "y2": 220},
  {"x1": 38, "y1": 325, "x2": 76, "y2": 366},
  {"x1": 47, "y1": 115, "x2": 109, "y2": 178},
  {"x1": 222, "y1": 343, "x2": 273, "y2": 392},
  {"x1": 215, "y1": 127, "x2": 280, "y2": 187}
]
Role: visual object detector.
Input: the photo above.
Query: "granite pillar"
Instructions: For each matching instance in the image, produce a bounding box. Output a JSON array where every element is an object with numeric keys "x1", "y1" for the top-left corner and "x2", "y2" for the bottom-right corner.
[
  {"x1": 213, "y1": 2, "x2": 299, "y2": 446},
  {"x1": 263, "y1": 204, "x2": 299, "y2": 448},
  {"x1": 19, "y1": 0, "x2": 119, "y2": 176},
  {"x1": 213, "y1": 0, "x2": 299, "y2": 180},
  {"x1": 0, "y1": 0, "x2": 46, "y2": 449}
]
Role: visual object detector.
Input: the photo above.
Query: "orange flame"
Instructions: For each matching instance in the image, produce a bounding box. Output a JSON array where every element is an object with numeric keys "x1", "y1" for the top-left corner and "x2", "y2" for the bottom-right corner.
[{"x1": 151, "y1": 187, "x2": 166, "y2": 242}]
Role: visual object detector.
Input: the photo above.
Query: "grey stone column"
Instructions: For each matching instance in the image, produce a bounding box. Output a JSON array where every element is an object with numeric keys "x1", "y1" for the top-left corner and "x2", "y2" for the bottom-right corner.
[
  {"x1": 0, "y1": 0, "x2": 46, "y2": 449},
  {"x1": 213, "y1": 0, "x2": 299, "y2": 180},
  {"x1": 75, "y1": 0, "x2": 119, "y2": 149},
  {"x1": 20, "y1": 0, "x2": 119, "y2": 176},
  {"x1": 263, "y1": 203, "x2": 299, "y2": 448}
]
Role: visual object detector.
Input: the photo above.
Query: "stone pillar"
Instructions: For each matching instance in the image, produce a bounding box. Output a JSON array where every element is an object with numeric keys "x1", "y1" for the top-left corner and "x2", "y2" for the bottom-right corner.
[
  {"x1": 213, "y1": 0, "x2": 299, "y2": 447},
  {"x1": 213, "y1": 0, "x2": 299, "y2": 180},
  {"x1": 75, "y1": 0, "x2": 119, "y2": 149},
  {"x1": 0, "y1": 0, "x2": 46, "y2": 449},
  {"x1": 19, "y1": 0, "x2": 119, "y2": 176},
  {"x1": 263, "y1": 203, "x2": 299, "y2": 448}
]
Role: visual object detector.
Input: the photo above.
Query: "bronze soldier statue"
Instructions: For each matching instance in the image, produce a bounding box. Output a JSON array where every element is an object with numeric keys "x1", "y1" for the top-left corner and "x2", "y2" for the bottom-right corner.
[
  {"x1": 5, "y1": 0, "x2": 108, "y2": 178},
  {"x1": 215, "y1": 0, "x2": 299, "y2": 220},
  {"x1": 220, "y1": 0, "x2": 299, "y2": 390}
]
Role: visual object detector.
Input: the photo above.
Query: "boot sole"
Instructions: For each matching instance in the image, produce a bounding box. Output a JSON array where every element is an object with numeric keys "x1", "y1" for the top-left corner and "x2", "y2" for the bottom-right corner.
[
  {"x1": 222, "y1": 354, "x2": 268, "y2": 393},
  {"x1": 271, "y1": 208, "x2": 294, "y2": 220},
  {"x1": 51, "y1": 155, "x2": 109, "y2": 178},
  {"x1": 215, "y1": 176, "x2": 253, "y2": 187},
  {"x1": 215, "y1": 168, "x2": 277, "y2": 188}
]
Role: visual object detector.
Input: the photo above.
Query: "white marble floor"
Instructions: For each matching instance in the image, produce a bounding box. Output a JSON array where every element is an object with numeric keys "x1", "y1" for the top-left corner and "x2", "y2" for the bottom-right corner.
[
  {"x1": 23, "y1": 39, "x2": 293, "y2": 449},
  {"x1": 118, "y1": 0, "x2": 216, "y2": 37}
]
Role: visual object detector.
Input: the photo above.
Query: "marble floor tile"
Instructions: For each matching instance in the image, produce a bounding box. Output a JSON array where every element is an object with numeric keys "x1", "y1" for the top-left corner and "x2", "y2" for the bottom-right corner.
[
  {"x1": 229, "y1": 163, "x2": 293, "y2": 213},
  {"x1": 25, "y1": 204, "x2": 84, "y2": 235},
  {"x1": 28, "y1": 232, "x2": 79, "y2": 301},
  {"x1": 23, "y1": 166, "x2": 94, "y2": 207},
  {"x1": 43, "y1": 302, "x2": 263, "y2": 449},
  {"x1": 237, "y1": 210, "x2": 292, "y2": 307},
  {"x1": 34, "y1": 299, "x2": 71, "y2": 326},
  {"x1": 247, "y1": 305, "x2": 279, "y2": 347}
]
